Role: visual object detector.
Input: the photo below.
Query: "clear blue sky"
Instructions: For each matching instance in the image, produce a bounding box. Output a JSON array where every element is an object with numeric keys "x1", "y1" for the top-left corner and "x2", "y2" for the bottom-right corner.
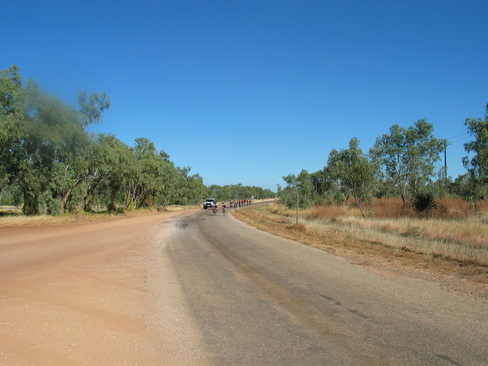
[{"x1": 3, "y1": 0, "x2": 487, "y2": 191}]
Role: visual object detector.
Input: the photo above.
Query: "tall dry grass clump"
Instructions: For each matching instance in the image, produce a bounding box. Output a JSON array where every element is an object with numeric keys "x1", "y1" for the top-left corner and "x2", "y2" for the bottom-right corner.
[
  {"x1": 436, "y1": 198, "x2": 488, "y2": 219},
  {"x1": 368, "y1": 198, "x2": 405, "y2": 218},
  {"x1": 307, "y1": 197, "x2": 488, "y2": 220},
  {"x1": 307, "y1": 204, "x2": 355, "y2": 219}
]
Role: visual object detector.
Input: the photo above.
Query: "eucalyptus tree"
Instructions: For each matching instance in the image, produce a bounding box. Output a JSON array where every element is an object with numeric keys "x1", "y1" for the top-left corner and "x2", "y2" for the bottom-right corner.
[
  {"x1": 326, "y1": 149, "x2": 351, "y2": 204},
  {"x1": 280, "y1": 170, "x2": 314, "y2": 208},
  {"x1": 93, "y1": 134, "x2": 134, "y2": 213},
  {"x1": 0, "y1": 65, "x2": 111, "y2": 214},
  {"x1": 240, "y1": 185, "x2": 275, "y2": 200},
  {"x1": 296, "y1": 169, "x2": 315, "y2": 207},
  {"x1": 205, "y1": 184, "x2": 275, "y2": 202},
  {"x1": 14, "y1": 80, "x2": 91, "y2": 214},
  {"x1": 449, "y1": 173, "x2": 482, "y2": 201},
  {"x1": 229, "y1": 183, "x2": 243, "y2": 200},
  {"x1": 214, "y1": 184, "x2": 232, "y2": 201},
  {"x1": 0, "y1": 65, "x2": 26, "y2": 198},
  {"x1": 327, "y1": 138, "x2": 377, "y2": 217},
  {"x1": 77, "y1": 90, "x2": 111, "y2": 127},
  {"x1": 125, "y1": 138, "x2": 163, "y2": 209},
  {"x1": 280, "y1": 173, "x2": 298, "y2": 208},
  {"x1": 169, "y1": 167, "x2": 206, "y2": 205},
  {"x1": 309, "y1": 168, "x2": 334, "y2": 201},
  {"x1": 463, "y1": 103, "x2": 488, "y2": 197},
  {"x1": 183, "y1": 169, "x2": 207, "y2": 205},
  {"x1": 370, "y1": 119, "x2": 447, "y2": 213},
  {"x1": 156, "y1": 156, "x2": 180, "y2": 207}
]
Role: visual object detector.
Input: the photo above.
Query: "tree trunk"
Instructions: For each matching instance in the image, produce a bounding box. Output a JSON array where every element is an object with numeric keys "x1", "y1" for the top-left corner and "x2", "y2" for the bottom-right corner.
[
  {"x1": 354, "y1": 196, "x2": 366, "y2": 218},
  {"x1": 59, "y1": 189, "x2": 72, "y2": 214}
]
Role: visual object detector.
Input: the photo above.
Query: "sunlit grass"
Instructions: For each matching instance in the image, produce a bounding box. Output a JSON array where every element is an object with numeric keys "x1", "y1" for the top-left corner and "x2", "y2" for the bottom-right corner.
[
  {"x1": 0, "y1": 205, "x2": 198, "y2": 227},
  {"x1": 234, "y1": 199, "x2": 488, "y2": 270}
]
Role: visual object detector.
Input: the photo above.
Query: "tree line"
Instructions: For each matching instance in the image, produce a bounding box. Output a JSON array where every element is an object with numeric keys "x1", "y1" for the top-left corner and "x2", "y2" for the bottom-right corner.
[
  {"x1": 207, "y1": 184, "x2": 275, "y2": 202},
  {"x1": 0, "y1": 65, "x2": 275, "y2": 215},
  {"x1": 278, "y1": 107, "x2": 488, "y2": 216}
]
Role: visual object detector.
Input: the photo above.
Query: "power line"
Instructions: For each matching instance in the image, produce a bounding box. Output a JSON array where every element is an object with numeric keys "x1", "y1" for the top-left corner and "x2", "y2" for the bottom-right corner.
[
  {"x1": 449, "y1": 136, "x2": 470, "y2": 143},
  {"x1": 446, "y1": 133, "x2": 469, "y2": 140}
]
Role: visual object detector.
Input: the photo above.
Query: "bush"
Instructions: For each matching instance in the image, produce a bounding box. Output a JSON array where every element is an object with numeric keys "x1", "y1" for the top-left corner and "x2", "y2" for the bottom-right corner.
[{"x1": 413, "y1": 193, "x2": 437, "y2": 214}]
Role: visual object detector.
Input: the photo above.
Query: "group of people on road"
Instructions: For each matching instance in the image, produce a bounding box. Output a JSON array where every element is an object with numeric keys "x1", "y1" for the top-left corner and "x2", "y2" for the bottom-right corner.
[
  {"x1": 211, "y1": 201, "x2": 226, "y2": 215},
  {"x1": 211, "y1": 200, "x2": 252, "y2": 209},
  {"x1": 228, "y1": 199, "x2": 252, "y2": 208},
  {"x1": 210, "y1": 199, "x2": 252, "y2": 216}
]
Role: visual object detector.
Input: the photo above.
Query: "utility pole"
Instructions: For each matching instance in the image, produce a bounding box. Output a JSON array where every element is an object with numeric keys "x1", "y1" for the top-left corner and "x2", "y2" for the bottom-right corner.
[
  {"x1": 296, "y1": 187, "x2": 299, "y2": 225},
  {"x1": 444, "y1": 145, "x2": 447, "y2": 185},
  {"x1": 444, "y1": 142, "x2": 451, "y2": 186}
]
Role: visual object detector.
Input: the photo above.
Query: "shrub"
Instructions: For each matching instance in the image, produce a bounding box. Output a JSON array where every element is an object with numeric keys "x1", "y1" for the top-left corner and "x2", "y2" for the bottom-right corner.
[{"x1": 413, "y1": 193, "x2": 437, "y2": 215}]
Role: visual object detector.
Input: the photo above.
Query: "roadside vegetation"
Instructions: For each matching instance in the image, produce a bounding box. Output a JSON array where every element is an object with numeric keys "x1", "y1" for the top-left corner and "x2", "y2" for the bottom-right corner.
[
  {"x1": 0, "y1": 205, "x2": 199, "y2": 228},
  {"x1": 0, "y1": 65, "x2": 274, "y2": 218},
  {"x1": 233, "y1": 199, "x2": 488, "y2": 283},
  {"x1": 264, "y1": 102, "x2": 488, "y2": 282}
]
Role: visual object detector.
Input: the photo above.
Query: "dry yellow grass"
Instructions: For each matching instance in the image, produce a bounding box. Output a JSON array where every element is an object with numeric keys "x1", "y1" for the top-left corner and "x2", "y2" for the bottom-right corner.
[
  {"x1": 233, "y1": 201, "x2": 488, "y2": 283},
  {"x1": 0, "y1": 206, "x2": 198, "y2": 228}
]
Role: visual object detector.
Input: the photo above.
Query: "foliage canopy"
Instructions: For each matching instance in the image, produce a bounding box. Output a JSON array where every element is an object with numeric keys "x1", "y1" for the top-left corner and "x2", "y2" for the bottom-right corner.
[{"x1": 0, "y1": 65, "x2": 274, "y2": 214}]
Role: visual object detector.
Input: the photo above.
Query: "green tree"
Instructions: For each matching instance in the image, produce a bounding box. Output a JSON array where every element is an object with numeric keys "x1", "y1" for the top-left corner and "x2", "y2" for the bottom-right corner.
[
  {"x1": 78, "y1": 90, "x2": 111, "y2": 127},
  {"x1": 20, "y1": 82, "x2": 111, "y2": 214},
  {"x1": 326, "y1": 149, "x2": 351, "y2": 204},
  {"x1": 449, "y1": 173, "x2": 486, "y2": 201},
  {"x1": 0, "y1": 65, "x2": 26, "y2": 198},
  {"x1": 96, "y1": 134, "x2": 134, "y2": 213},
  {"x1": 296, "y1": 169, "x2": 314, "y2": 208},
  {"x1": 327, "y1": 138, "x2": 377, "y2": 217},
  {"x1": 280, "y1": 170, "x2": 313, "y2": 208},
  {"x1": 374, "y1": 178, "x2": 397, "y2": 199},
  {"x1": 77, "y1": 137, "x2": 113, "y2": 211},
  {"x1": 125, "y1": 138, "x2": 165, "y2": 209},
  {"x1": 370, "y1": 119, "x2": 447, "y2": 213},
  {"x1": 309, "y1": 168, "x2": 334, "y2": 202},
  {"x1": 184, "y1": 172, "x2": 207, "y2": 205},
  {"x1": 14, "y1": 81, "x2": 87, "y2": 214},
  {"x1": 463, "y1": 103, "x2": 488, "y2": 193},
  {"x1": 0, "y1": 65, "x2": 111, "y2": 215},
  {"x1": 280, "y1": 174, "x2": 298, "y2": 208}
]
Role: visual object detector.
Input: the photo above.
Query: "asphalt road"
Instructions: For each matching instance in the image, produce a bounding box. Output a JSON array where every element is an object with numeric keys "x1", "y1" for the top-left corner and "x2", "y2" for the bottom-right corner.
[{"x1": 153, "y1": 207, "x2": 488, "y2": 366}]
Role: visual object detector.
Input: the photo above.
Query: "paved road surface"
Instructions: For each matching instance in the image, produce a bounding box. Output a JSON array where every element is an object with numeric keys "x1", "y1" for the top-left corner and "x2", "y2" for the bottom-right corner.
[{"x1": 152, "y1": 207, "x2": 488, "y2": 365}]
